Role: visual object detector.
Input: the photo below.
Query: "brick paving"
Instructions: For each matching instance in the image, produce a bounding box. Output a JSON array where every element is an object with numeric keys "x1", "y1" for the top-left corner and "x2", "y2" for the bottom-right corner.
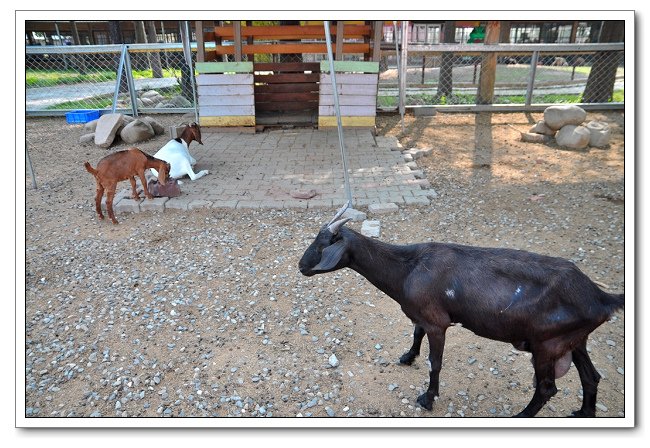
[{"x1": 114, "y1": 128, "x2": 436, "y2": 215}]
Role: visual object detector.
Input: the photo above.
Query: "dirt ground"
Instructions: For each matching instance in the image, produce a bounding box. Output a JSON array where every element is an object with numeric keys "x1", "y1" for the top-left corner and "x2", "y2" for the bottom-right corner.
[{"x1": 23, "y1": 111, "x2": 626, "y2": 425}]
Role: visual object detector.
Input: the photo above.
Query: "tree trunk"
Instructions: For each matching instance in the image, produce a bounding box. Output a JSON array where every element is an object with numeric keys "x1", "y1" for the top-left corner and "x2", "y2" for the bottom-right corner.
[
  {"x1": 146, "y1": 21, "x2": 164, "y2": 78},
  {"x1": 133, "y1": 21, "x2": 148, "y2": 71},
  {"x1": 582, "y1": 21, "x2": 624, "y2": 103},
  {"x1": 437, "y1": 21, "x2": 456, "y2": 99},
  {"x1": 178, "y1": 21, "x2": 194, "y2": 101},
  {"x1": 108, "y1": 21, "x2": 129, "y2": 93},
  {"x1": 69, "y1": 21, "x2": 87, "y2": 74}
]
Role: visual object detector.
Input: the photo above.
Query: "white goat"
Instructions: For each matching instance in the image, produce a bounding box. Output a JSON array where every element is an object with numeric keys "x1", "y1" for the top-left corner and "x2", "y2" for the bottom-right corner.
[{"x1": 150, "y1": 122, "x2": 209, "y2": 182}]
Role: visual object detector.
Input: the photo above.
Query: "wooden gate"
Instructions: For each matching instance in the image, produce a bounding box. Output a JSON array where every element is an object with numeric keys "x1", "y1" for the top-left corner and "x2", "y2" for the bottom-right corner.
[{"x1": 253, "y1": 62, "x2": 320, "y2": 126}]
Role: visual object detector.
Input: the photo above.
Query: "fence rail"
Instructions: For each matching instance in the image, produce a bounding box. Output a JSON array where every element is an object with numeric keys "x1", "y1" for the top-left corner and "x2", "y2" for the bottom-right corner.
[{"x1": 26, "y1": 42, "x2": 624, "y2": 117}]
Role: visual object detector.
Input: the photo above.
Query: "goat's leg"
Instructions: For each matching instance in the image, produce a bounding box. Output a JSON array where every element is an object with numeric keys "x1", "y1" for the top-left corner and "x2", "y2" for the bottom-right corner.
[
  {"x1": 570, "y1": 339, "x2": 601, "y2": 417},
  {"x1": 138, "y1": 172, "x2": 153, "y2": 200},
  {"x1": 416, "y1": 328, "x2": 446, "y2": 410},
  {"x1": 105, "y1": 185, "x2": 119, "y2": 225},
  {"x1": 514, "y1": 351, "x2": 558, "y2": 417},
  {"x1": 129, "y1": 177, "x2": 141, "y2": 200},
  {"x1": 94, "y1": 183, "x2": 105, "y2": 220},
  {"x1": 399, "y1": 324, "x2": 426, "y2": 365}
]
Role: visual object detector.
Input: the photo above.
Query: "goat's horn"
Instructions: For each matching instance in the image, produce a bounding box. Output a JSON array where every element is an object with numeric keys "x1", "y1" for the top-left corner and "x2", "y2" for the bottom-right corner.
[
  {"x1": 328, "y1": 217, "x2": 351, "y2": 235},
  {"x1": 327, "y1": 200, "x2": 351, "y2": 226}
]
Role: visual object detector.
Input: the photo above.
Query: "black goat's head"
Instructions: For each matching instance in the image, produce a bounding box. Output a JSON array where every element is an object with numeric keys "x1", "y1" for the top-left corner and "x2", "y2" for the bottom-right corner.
[{"x1": 299, "y1": 202, "x2": 352, "y2": 277}]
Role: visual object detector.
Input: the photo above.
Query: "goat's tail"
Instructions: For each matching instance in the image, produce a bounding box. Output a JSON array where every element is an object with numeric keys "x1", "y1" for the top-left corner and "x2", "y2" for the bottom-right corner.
[
  {"x1": 602, "y1": 291, "x2": 625, "y2": 315},
  {"x1": 84, "y1": 161, "x2": 97, "y2": 177}
]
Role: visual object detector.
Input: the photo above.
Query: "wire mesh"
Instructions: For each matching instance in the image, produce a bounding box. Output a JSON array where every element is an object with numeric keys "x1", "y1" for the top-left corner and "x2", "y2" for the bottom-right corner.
[
  {"x1": 26, "y1": 45, "x2": 197, "y2": 114},
  {"x1": 26, "y1": 43, "x2": 624, "y2": 115},
  {"x1": 378, "y1": 48, "x2": 624, "y2": 109}
]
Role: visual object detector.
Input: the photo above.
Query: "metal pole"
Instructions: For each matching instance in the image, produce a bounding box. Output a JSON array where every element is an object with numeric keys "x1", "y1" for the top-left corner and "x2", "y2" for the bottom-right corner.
[
  {"x1": 123, "y1": 46, "x2": 139, "y2": 117},
  {"x1": 393, "y1": 20, "x2": 402, "y2": 123},
  {"x1": 399, "y1": 21, "x2": 409, "y2": 134},
  {"x1": 111, "y1": 44, "x2": 127, "y2": 113},
  {"x1": 182, "y1": 21, "x2": 199, "y2": 124},
  {"x1": 525, "y1": 50, "x2": 539, "y2": 107},
  {"x1": 26, "y1": 146, "x2": 37, "y2": 189},
  {"x1": 324, "y1": 21, "x2": 353, "y2": 207}
]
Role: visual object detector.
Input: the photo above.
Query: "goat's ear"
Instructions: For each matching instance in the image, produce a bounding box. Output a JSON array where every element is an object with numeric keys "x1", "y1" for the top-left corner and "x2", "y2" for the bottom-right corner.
[{"x1": 312, "y1": 240, "x2": 346, "y2": 272}]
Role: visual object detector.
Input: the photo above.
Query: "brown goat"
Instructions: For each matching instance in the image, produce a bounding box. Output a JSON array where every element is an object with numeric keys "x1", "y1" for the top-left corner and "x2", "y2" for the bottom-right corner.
[{"x1": 84, "y1": 148, "x2": 171, "y2": 224}]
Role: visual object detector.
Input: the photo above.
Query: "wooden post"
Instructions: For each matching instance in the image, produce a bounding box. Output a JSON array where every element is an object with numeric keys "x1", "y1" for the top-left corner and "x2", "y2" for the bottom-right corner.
[
  {"x1": 233, "y1": 21, "x2": 242, "y2": 62},
  {"x1": 371, "y1": 20, "x2": 383, "y2": 62},
  {"x1": 196, "y1": 21, "x2": 205, "y2": 62},
  {"x1": 477, "y1": 21, "x2": 500, "y2": 104},
  {"x1": 570, "y1": 21, "x2": 578, "y2": 43},
  {"x1": 335, "y1": 21, "x2": 344, "y2": 61}
]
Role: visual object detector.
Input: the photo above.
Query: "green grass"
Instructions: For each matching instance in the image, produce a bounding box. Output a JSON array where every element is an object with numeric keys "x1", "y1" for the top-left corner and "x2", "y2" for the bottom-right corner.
[
  {"x1": 45, "y1": 85, "x2": 184, "y2": 110},
  {"x1": 379, "y1": 88, "x2": 624, "y2": 108},
  {"x1": 26, "y1": 69, "x2": 117, "y2": 87},
  {"x1": 26, "y1": 68, "x2": 181, "y2": 88}
]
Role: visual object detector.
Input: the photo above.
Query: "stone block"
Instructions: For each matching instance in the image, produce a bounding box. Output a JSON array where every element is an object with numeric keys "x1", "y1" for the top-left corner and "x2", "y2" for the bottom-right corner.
[
  {"x1": 361, "y1": 220, "x2": 381, "y2": 238},
  {"x1": 556, "y1": 125, "x2": 591, "y2": 149},
  {"x1": 543, "y1": 105, "x2": 587, "y2": 130},
  {"x1": 368, "y1": 202, "x2": 399, "y2": 214}
]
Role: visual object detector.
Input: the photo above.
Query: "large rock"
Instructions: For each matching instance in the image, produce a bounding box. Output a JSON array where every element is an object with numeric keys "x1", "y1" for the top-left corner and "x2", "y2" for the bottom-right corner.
[
  {"x1": 94, "y1": 113, "x2": 124, "y2": 148},
  {"x1": 521, "y1": 132, "x2": 552, "y2": 144},
  {"x1": 119, "y1": 119, "x2": 155, "y2": 144},
  {"x1": 529, "y1": 120, "x2": 556, "y2": 136},
  {"x1": 140, "y1": 116, "x2": 165, "y2": 135},
  {"x1": 585, "y1": 121, "x2": 611, "y2": 148},
  {"x1": 543, "y1": 105, "x2": 587, "y2": 130},
  {"x1": 169, "y1": 95, "x2": 192, "y2": 108},
  {"x1": 555, "y1": 125, "x2": 591, "y2": 149}
]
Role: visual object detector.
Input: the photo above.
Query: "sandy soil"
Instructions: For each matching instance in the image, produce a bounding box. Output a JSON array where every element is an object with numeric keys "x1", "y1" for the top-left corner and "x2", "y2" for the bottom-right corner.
[{"x1": 23, "y1": 111, "x2": 626, "y2": 424}]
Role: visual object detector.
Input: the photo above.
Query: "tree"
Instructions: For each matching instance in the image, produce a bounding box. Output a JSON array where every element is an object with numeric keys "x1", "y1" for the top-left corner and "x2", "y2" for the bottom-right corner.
[
  {"x1": 582, "y1": 21, "x2": 624, "y2": 103},
  {"x1": 436, "y1": 21, "x2": 456, "y2": 99},
  {"x1": 108, "y1": 21, "x2": 129, "y2": 93},
  {"x1": 145, "y1": 21, "x2": 164, "y2": 78}
]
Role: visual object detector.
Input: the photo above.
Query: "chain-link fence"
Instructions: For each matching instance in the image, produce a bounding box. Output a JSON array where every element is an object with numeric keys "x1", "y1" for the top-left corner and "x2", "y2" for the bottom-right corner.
[
  {"x1": 27, "y1": 42, "x2": 624, "y2": 116},
  {"x1": 379, "y1": 43, "x2": 624, "y2": 111},
  {"x1": 26, "y1": 43, "x2": 197, "y2": 115}
]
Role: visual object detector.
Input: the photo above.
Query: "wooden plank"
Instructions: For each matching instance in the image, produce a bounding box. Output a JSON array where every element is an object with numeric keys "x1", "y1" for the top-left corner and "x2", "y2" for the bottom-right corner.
[
  {"x1": 254, "y1": 83, "x2": 318, "y2": 94},
  {"x1": 371, "y1": 21, "x2": 383, "y2": 62},
  {"x1": 254, "y1": 73, "x2": 320, "y2": 83},
  {"x1": 254, "y1": 62, "x2": 320, "y2": 72},
  {"x1": 199, "y1": 105, "x2": 255, "y2": 116},
  {"x1": 255, "y1": 92, "x2": 319, "y2": 103},
  {"x1": 200, "y1": 116, "x2": 256, "y2": 127},
  {"x1": 256, "y1": 101, "x2": 318, "y2": 111},
  {"x1": 318, "y1": 116, "x2": 375, "y2": 127},
  {"x1": 319, "y1": 105, "x2": 376, "y2": 116},
  {"x1": 336, "y1": 21, "x2": 344, "y2": 61},
  {"x1": 199, "y1": 94, "x2": 255, "y2": 106},
  {"x1": 198, "y1": 84, "x2": 254, "y2": 96},
  {"x1": 319, "y1": 94, "x2": 377, "y2": 106},
  {"x1": 233, "y1": 21, "x2": 242, "y2": 62},
  {"x1": 195, "y1": 62, "x2": 253, "y2": 73},
  {"x1": 319, "y1": 83, "x2": 378, "y2": 96},
  {"x1": 214, "y1": 43, "x2": 370, "y2": 55},
  {"x1": 196, "y1": 21, "x2": 204, "y2": 62},
  {"x1": 197, "y1": 73, "x2": 254, "y2": 86},
  {"x1": 213, "y1": 24, "x2": 371, "y2": 39},
  {"x1": 320, "y1": 73, "x2": 379, "y2": 85},
  {"x1": 320, "y1": 61, "x2": 379, "y2": 73}
]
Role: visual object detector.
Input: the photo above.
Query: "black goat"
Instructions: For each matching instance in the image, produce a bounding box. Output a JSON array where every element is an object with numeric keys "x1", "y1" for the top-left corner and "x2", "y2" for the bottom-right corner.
[{"x1": 298, "y1": 203, "x2": 624, "y2": 417}]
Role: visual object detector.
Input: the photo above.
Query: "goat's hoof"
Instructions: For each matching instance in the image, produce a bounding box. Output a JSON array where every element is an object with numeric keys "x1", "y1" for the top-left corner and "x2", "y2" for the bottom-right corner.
[
  {"x1": 399, "y1": 352, "x2": 417, "y2": 365},
  {"x1": 570, "y1": 409, "x2": 595, "y2": 418},
  {"x1": 145, "y1": 195, "x2": 154, "y2": 200},
  {"x1": 416, "y1": 393, "x2": 435, "y2": 411}
]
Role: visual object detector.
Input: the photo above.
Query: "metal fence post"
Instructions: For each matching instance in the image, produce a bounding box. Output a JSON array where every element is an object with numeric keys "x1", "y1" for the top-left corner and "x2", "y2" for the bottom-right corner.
[
  {"x1": 123, "y1": 46, "x2": 139, "y2": 117},
  {"x1": 525, "y1": 51, "x2": 539, "y2": 107}
]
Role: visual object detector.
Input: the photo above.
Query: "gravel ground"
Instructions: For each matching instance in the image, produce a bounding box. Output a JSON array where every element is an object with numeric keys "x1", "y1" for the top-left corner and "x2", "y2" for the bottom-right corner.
[{"x1": 23, "y1": 111, "x2": 626, "y2": 423}]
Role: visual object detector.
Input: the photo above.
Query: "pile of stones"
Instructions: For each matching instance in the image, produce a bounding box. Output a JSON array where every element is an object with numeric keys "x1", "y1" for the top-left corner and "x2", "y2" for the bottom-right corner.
[
  {"x1": 79, "y1": 113, "x2": 166, "y2": 149},
  {"x1": 521, "y1": 105, "x2": 611, "y2": 149}
]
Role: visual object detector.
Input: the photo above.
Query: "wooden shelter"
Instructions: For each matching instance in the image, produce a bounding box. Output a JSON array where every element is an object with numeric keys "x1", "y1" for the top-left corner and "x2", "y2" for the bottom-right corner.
[{"x1": 194, "y1": 21, "x2": 384, "y2": 130}]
